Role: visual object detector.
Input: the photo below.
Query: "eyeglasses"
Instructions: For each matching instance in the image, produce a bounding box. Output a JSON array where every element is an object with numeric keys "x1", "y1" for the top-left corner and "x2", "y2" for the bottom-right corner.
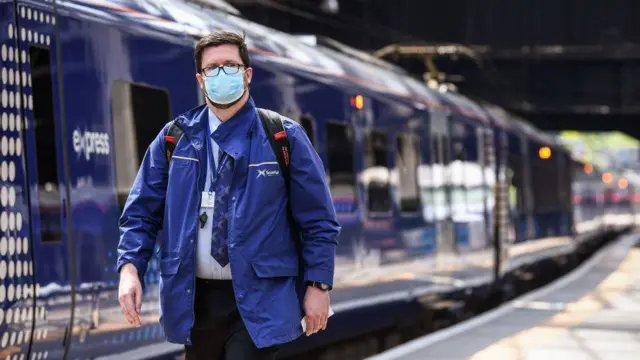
[{"x1": 201, "y1": 63, "x2": 246, "y2": 77}]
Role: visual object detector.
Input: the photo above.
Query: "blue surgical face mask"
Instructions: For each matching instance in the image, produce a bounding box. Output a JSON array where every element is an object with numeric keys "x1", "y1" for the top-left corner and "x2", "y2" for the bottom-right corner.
[{"x1": 204, "y1": 70, "x2": 246, "y2": 105}]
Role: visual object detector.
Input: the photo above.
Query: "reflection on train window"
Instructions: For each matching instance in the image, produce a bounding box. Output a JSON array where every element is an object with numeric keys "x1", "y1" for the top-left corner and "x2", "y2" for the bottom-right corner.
[
  {"x1": 450, "y1": 142, "x2": 468, "y2": 218},
  {"x1": 111, "y1": 81, "x2": 170, "y2": 210},
  {"x1": 30, "y1": 47, "x2": 61, "y2": 243},
  {"x1": 429, "y1": 134, "x2": 450, "y2": 220},
  {"x1": 326, "y1": 122, "x2": 356, "y2": 210},
  {"x1": 364, "y1": 130, "x2": 390, "y2": 213},
  {"x1": 396, "y1": 133, "x2": 421, "y2": 212},
  {"x1": 298, "y1": 114, "x2": 315, "y2": 147}
]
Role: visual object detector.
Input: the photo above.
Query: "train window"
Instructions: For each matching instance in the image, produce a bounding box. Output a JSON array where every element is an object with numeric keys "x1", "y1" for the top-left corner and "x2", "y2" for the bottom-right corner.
[
  {"x1": 30, "y1": 47, "x2": 61, "y2": 243},
  {"x1": 326, "y1": 122, "x2": 356, "y2": 207},
  {"x1": 396, "y1": 133, "x2": 421, "y2": 212},
  {"x1": 111, "y1": 81, "x2": 170, "y2": 209},
  {"x1": 430, "y1": 134, "x2": 450, "y2": 220},
  {"x1": 364, "y1": 130, "x2": 391, "y2": 213},
  {"x1": 298, "y1": 114, "x2": 315, "y2": 147},
  {"x1": 451, "y1": 143, "x2": 468, "y2": 216}
]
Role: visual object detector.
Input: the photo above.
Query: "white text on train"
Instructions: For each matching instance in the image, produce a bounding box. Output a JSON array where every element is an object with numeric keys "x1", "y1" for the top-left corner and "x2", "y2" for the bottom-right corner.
[{"x1": 72, "y1": 129, "x2": 110, "y2": 160}]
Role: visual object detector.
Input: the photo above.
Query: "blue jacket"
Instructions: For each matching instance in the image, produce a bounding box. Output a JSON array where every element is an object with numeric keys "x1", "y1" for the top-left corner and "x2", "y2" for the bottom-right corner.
[{"x1": 116, "y1": 97, "x2": 341, "y2": 348}]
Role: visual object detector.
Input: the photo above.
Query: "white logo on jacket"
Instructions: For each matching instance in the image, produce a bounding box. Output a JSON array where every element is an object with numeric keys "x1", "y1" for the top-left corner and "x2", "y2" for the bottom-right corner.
[{"x1": 257, "y1": 169, "x2": 279, "y2": 178}]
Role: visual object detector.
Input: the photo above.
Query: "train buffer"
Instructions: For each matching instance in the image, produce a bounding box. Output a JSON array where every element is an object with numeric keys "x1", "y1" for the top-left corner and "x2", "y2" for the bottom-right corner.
[{"x1": 366, "y1": 231, "x2": 640, "y2": 360}]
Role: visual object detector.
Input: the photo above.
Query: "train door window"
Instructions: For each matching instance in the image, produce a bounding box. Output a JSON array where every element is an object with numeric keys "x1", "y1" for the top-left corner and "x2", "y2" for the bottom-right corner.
[
  {"x1": 326, "y1": 122, "x2": 356, "y2": 208},
  {"x1": 364, "y1": 130, "x2": 390, "y2": 213},
  {"x1": 396, "y1": 133, "x2": 421, "y2": 212},
  {"x1": 111, "y1": 81, "x2": 170, "y2": 209},
  {"x1": 30, "y1": 47, "x2": 61, "y2": 243},
  {"x1": 298, "y1": 114, "x2": 316, "y2": 147},
  {"x1": 430, "y1": 135, "x2": 445, "y2": 220},
  {"x1": 451, "y1": 142, "x2": 468, "y2": 217}
]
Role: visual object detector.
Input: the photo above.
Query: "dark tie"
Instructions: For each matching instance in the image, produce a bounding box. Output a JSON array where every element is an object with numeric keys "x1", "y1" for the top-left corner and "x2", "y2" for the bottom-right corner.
[{"x1": 211, "y1": 150, "x2": 233, "y2": 267}]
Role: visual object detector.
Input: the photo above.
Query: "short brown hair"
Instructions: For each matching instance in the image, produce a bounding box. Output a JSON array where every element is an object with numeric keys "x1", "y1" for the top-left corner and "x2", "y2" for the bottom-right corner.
[{"x1": 194, "y1": 31, "x2": 250, "y2": 72}]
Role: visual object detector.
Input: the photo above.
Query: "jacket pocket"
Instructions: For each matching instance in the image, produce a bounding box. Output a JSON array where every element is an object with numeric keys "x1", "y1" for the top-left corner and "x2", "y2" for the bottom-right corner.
[
  {"x1": 159, "y1": 256, "x2": 181, "y2": 276},
  {"x1": 251, "y1": 260, "x2": 298, "y2": 278}
]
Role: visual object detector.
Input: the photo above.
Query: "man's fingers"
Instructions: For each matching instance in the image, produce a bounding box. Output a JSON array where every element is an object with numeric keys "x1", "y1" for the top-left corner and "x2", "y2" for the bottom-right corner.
[
  {"x1": 121, "y1": 293, "x2": 141, "y2": 326},
  {"x1": 310, "y1": 313, "x2": 327, "y2": 334},
  {"x1": 134, "y1": 285, "x2": 142, "y2": 314},
  {"x1": 131, "y1": 291, "x2": 142, "y2": 326},
  {"x1": 305, "y1": 316, "x2": 314, "y2": 336},
  {"x1": 119, "y1": 294, "x2": 135, "y2": 324}
]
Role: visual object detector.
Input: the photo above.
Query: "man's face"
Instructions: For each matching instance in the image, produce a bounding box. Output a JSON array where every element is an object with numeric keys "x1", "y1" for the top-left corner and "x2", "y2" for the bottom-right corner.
[{"x1": 196, "y1": 44, "x2": 252, "y2": 108}]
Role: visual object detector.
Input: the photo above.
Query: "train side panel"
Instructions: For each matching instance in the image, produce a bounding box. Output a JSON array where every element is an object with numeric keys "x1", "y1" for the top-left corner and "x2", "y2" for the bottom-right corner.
[{"x1": 57, "y1": 7, "x2": 198, "y2": 358}]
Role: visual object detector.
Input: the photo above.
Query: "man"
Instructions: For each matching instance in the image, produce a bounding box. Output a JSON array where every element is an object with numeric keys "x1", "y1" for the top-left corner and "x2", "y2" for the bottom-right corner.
[{"x1": 116, "y1": 31, "x2": 340, "y2": 360}]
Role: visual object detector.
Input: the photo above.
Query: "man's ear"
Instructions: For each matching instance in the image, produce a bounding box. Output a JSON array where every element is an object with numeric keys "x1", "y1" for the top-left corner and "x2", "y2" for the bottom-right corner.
[
  {"x1": 196, "y1": 73, "x2": 205, "y2": 90},
  {"x1": 245, "y1": 67, "x2": 253, "y2": 85}
]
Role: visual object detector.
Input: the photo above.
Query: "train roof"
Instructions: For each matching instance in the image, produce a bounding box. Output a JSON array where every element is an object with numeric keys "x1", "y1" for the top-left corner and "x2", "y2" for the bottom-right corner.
[
  {"x1": 481, "y1": 101, "x2": 564, "y2": 147},
  {"x1": 432, "y1": 90, "x2": 489, "y2": 123},
  {"x1": 61, "y1": 1, "x2": 472, "y2": 116},
  {"x1": 63, "y1": 1, "x2": 559, "y2": 136}
]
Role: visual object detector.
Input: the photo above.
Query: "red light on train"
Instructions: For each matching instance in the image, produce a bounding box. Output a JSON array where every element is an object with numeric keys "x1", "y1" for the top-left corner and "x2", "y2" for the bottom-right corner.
[
  {"x1": 584, "y1": 164, "x2": 593, "y2": 174},
  {"x1": 602, "y1": 173, "x2": 613, "y2": 184}
]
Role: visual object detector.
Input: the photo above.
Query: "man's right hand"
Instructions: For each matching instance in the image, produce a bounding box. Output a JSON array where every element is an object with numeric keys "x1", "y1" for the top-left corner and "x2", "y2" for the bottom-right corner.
[{"x1": 118, "y1": 263, "x2": 143, "y2": 327}]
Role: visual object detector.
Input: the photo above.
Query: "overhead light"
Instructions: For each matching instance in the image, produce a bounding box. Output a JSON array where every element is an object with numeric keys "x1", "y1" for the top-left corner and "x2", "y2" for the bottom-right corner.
[{"x1": 320, "y1": 0, "x2": 339, "y2": 14}]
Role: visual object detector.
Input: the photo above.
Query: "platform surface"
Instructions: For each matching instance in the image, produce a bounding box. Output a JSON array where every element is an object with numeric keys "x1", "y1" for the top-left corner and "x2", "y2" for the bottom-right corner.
[{"x1": 367, "y1": 231, "x2": 640, "y2": 360}]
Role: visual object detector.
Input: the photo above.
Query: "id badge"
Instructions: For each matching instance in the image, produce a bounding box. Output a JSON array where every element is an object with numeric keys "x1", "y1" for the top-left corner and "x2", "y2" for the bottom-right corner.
[{"x1": 201, "y1": 191, "x2": 215, "y2": 208}]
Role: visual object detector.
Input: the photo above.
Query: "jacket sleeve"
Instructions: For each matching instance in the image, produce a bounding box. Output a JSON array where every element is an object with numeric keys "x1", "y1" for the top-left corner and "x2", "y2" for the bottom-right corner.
[
  {"x1": 284, "y1": 120, "x2": 341, "y2": 287},
  {"x1": 116, "y1": 124, "x2": 170, "y2": 279}
]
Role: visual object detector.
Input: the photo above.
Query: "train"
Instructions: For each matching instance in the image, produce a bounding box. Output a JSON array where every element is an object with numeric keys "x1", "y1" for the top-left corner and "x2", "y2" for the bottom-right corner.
[{"x1": 0, "y1": 0, "x2": 636, "y2": 359}]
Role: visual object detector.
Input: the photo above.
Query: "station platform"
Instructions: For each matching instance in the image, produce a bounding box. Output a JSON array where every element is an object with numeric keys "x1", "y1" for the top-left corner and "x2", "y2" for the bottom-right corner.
[{"x1": 367, "y1": 231, "x2": 640, "y2": 360}]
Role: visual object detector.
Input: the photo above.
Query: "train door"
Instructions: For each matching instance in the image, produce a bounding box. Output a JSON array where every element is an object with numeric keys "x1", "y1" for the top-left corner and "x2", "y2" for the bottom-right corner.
[{"x1": 5, "y1": 1, "x2": 76, "y2": 359}]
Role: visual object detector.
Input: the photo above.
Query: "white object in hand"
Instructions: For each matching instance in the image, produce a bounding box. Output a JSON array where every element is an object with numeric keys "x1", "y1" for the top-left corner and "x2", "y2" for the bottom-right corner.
[{"x1": 301, "y1": 307, "x2": 335, "y2": 333}]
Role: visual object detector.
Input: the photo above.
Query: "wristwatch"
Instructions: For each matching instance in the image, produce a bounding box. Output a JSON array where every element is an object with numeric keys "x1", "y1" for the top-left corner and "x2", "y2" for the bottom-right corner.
[{"x1": 306, "y1": 281, "x2": 332, "y2": 291}]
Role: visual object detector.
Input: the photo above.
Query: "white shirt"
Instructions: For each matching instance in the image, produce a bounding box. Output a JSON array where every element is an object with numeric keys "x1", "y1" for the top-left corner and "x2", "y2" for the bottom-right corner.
[{"x1": 195, "y1": 109, "x2": 232, "y2": 279}]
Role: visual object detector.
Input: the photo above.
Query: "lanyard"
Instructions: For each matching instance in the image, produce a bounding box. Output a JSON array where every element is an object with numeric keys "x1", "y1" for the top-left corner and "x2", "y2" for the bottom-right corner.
[{"x1": 205, "y1": 120, "x2": 227, "y2": 192}]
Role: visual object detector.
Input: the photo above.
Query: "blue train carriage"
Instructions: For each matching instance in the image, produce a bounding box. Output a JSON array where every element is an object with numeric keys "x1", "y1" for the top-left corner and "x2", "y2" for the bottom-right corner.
[
  {"x1": 414, "y1": 89, "x2": 498, "y2": 288},
  {"x1": 0, "y1": 1, "x2": 603, "y2": 360},
  {"x1": 481, "y1": 102, "x2": 577, "y2": 277},
  {"x1": 307, "y1": 37, "x2": 509, "y2": 293},
  {"x1": 0, "y1": 0, "x2": 465, "y2": 358},
  {"x1": 0, "y1": 1, "x2": 210, "y2": 359}
]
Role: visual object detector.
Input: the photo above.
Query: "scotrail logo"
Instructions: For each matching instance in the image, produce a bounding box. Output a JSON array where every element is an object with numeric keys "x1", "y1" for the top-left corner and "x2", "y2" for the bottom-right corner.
[
  {"x1": 72, "y1": 129, "x2": 110, "y2": 160},
  {"x1": 257, "y1": 169, "x2": 279, "y2": 178}
]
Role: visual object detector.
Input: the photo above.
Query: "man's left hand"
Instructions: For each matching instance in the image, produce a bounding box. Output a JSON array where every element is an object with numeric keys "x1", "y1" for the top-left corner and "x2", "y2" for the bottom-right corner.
[{"x1": 303, "y1": 286, "x2": 330, "y2": 335}]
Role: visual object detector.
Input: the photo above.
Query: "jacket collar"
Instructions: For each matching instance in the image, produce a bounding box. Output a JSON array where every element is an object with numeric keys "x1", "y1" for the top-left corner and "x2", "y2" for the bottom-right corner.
[{"x1": 174, "y1": 96, "x2": 257, "y2": 160}]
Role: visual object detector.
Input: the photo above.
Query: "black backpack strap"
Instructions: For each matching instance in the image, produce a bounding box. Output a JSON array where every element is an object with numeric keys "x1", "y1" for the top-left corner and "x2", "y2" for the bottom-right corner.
[
  {"x1": 164, "y1": 121, "x2": 184, "y2": 163},
  {"x1": 257, "y1": 108, "x2": 301, "y2": 248},
  {"x1": 257, "y1": 108, "x2": 291, "y2": 191}
]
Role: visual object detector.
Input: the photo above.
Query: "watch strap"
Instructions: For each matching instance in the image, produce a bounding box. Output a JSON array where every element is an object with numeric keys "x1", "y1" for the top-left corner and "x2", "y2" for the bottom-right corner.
[{"x1": 307, "y1": 281, "x2": 331, "y2": 291}]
